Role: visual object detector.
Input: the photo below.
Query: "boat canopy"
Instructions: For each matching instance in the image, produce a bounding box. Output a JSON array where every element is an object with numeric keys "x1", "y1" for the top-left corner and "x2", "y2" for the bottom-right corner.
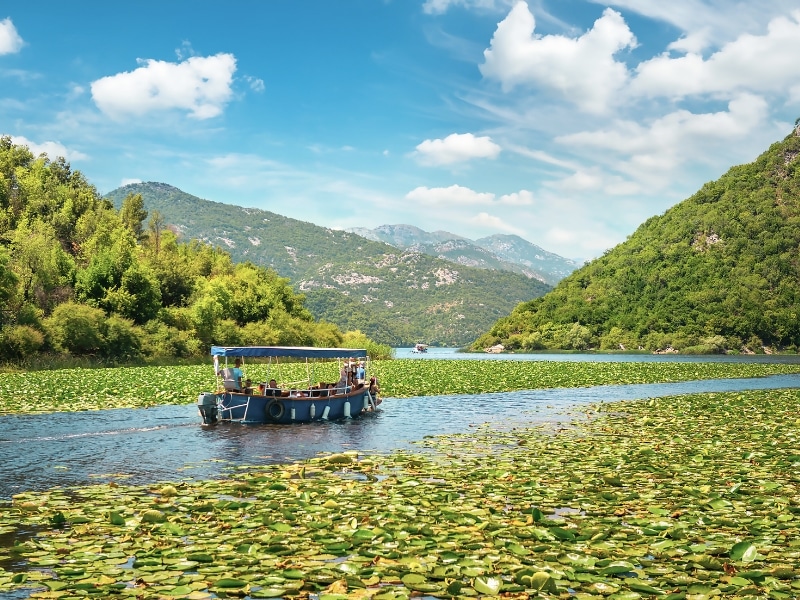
[{"x1": 210, "y1": 346, "x2": 367, "y2": 359}]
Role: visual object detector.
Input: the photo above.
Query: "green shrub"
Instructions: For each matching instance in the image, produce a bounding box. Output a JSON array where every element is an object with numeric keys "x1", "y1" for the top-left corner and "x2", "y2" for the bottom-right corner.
[
  {"x1": 0, "y1": 325, "x2": 45, "y2": 360},
  {"x1": 141, "y1": 322, "x2": 201, "y2": 358},
  {"x1": 101, "y1": 315, "x2": 142, "y2": 360},
  {"x1": 44, "y1": 302, "x2": 106, "y2": 355}
]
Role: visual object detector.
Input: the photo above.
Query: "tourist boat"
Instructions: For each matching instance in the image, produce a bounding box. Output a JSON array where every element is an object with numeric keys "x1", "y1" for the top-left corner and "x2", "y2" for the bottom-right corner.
[
  {"x1": 197, "y1": 346, "x2": 381, "y2": 425},
  {"x1": 411, "y1": 343, "x2": 428, "y2": 354}
]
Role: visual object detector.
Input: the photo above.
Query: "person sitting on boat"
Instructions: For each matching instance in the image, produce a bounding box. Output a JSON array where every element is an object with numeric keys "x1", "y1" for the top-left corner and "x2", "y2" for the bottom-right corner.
[
  {"x1": 356, "y1": 362, "x2": 366, "y2": 384},
  {"x1": 243, "y1": 378, "x2": 253, "y2": 394},
  {"x1": 334, "y1": 367, "x2": 349, "y2": 394},
  {"x1": 265, "y1": 379, "x2": 279, "y2": 397}
]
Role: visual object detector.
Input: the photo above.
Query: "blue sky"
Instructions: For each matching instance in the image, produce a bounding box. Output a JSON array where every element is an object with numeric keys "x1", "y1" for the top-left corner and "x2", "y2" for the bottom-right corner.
[{"x1": 2, "y1": 1, "x2": 800, "y2": 261}]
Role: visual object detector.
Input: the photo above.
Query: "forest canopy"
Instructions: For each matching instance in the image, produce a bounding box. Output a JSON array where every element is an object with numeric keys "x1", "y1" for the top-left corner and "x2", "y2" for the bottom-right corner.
[
  {"x1": 471, "y1": 125, "x2": 800, "y2": 355},
  {"x1": 0, "y1": 137, "x2": 390, "y2": 363}
]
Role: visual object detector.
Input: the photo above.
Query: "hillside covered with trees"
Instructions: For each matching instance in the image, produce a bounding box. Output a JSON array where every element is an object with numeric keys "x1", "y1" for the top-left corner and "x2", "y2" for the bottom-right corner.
[
  {"x1": 472, "y1": 124, "x2": 800, "y2": 354},
  {"x1": 0, "y1": 137, "x2": 388, "y2": 363},
  {"x1": 105, "y1": 183, "x2": 551, "y2": 347}
]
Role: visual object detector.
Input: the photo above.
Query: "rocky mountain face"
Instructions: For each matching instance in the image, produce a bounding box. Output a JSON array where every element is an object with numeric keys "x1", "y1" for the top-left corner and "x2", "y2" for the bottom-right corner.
[
  {"x1": 347, "y1": 225, "x2": 579, "y2": 286},
  {"x1": 105, "y1": 183, "x2": 551, "y2": 347}
]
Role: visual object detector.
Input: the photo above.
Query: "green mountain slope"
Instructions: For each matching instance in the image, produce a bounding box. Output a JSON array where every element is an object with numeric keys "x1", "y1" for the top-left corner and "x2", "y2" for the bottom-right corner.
[
  {"x1": 472, "y1": 124, "x2": 800, "y2": 354},
  {"x1": 105, "y1": 183, "x2": 551, "y2": 346}
]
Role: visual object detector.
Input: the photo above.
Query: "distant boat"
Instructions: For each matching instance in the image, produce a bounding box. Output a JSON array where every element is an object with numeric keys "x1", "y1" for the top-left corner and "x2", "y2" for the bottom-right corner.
[
  {"x1": 411, "y1": 343, "x2": 428, "y2": 354},
  {"x1": 197, "y1": 346, "x2": 381, "y2": 425}
]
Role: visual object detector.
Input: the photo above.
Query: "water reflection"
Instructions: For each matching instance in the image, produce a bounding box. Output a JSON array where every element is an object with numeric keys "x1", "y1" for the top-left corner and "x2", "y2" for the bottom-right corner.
[{"x1": 3, "y1": 372, "x2": 800, "y2": 500}]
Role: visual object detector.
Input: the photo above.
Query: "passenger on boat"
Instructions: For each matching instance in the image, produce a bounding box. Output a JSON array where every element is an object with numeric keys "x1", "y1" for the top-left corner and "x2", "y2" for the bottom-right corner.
[
  {"x1": 335, "y1": 367, "x2": 348, "y2": 393},
  {"x1": 266, "y1": 379, "x2": 279, "y2": 396},
  {"x1": 243, "y1": 379, "x2": 253, "y2": 394},
  {"x1": 356, "y1": 362, "x2": 366, "y2": 384},
  {"x1": 219, "y1": 358, "x2": 245, "y2": 391}
]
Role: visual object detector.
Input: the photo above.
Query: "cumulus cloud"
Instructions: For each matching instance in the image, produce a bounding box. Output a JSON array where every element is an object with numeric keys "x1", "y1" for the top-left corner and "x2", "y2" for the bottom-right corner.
[
  {"x1": 557, "y1": 94, "x2": 769, "y2": 180},
  {"x1": 414, "y1": 133, "x2": 501, "y2": 165},
  {"x1": 469, "y1": 211, "x2": 526, "y2": 235},
  {"x1": 630, "y1": 11, "x2": 800, "y2": 99},
  {"x1": 406, "y1": 184, "x2": 495, "y2": 205},
  {"x1": 0, "y1": 18, "x2": 23, "y2": 55},
  {"x1": 589, "y1": 0, "x2": 800, "y2": 53},
  {"x1": 90, "y1": 53, "x2": 236, "y2": 120},
  {"x1": 480, "y1": 2, "x2": 637, "y2": 114},
  {"x1": 406, "y1": 185, "x2": 534, "y2": 207},
  {"x1": 497, "y1": 190, "x2": 534, "y2": 205},
  {"x1": 11, "y1": 136, "x2": 88, "y2": 161},
  {"x1": 121, "y1": 178, "x2": 142, "y2": 186}
]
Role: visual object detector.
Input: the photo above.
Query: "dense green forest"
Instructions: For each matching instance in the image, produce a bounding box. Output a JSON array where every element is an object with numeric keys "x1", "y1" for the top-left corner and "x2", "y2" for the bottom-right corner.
[
  {"x1": 105, "y1": 182, "x2": 551, "y2": 347},
  {"x1": 0, "y1": 137, "x2": 389, "y2": 363},
  {"x1": 472, "y1": 124, "x2": 800, "y2": 354}
]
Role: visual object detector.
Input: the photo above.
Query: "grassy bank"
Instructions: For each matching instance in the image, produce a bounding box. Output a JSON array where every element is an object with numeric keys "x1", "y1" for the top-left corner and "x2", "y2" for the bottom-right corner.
[
  {"x1": 1, "y1": 359, "x2": 800, "y2": 415},
  {"x1": 2, "y1": 387, "x2": 800, "y2": 598}
]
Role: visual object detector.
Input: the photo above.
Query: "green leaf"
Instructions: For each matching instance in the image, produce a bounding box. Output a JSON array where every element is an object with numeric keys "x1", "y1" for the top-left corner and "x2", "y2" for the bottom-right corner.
[
  {"x1": 730, "y1": 541, "x2": 758, "y2": 562},
  {"x1": 473, "y1": 576, "x2": 502, "y2": 595}
]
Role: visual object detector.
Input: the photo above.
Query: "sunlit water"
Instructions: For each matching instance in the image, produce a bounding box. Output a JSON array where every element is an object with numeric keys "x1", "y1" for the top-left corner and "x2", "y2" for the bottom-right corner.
[{"x1": 3, "y1": 353, "x2": 800, "y2": 499}]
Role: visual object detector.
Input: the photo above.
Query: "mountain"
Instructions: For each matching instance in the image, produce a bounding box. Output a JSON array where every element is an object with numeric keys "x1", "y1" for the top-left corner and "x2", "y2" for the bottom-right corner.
[
  {"x1": 105, "y1": 183, "x2": 551, "y2": 347},
  {"x1": 471, "y1": 124, "x2": 800, "y2": 354},
  {"x1": 347, "y1": 224, "x2": 579, "y2": 285}
]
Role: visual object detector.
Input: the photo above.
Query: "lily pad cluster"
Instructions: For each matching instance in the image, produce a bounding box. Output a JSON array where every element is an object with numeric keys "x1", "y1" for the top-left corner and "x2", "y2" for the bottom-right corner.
[
  {"x1": 3, "y1": 387, "x2": 800, "y2": 598},
  {"x1": 2, "y1": 359, "x2": 800, "y2": 415}
]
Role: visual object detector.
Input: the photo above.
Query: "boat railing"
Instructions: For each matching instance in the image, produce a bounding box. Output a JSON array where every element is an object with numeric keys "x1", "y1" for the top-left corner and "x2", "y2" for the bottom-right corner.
[{"x1": 219, "y1": 396, "x2": 252, "y2": 422}]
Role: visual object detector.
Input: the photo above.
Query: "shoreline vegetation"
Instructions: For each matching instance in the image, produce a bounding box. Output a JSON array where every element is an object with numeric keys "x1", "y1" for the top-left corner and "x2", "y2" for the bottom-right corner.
[
  {"x1": 3, "y1": 386, "x2": 800, "y2": 598},
  {"x1": 1, "y1": 359, "x2": 800, "y2": 415}
]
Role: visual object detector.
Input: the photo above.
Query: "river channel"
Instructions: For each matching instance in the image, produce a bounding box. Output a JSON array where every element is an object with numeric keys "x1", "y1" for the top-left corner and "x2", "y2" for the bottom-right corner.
[{"x1": 2, "y1": 350, "x2": 800, "y2": 500}]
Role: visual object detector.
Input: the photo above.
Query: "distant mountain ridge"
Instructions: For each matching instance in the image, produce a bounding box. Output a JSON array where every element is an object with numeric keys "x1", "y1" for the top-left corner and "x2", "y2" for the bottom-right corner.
[
  {"x1": 105, "y1": 183, "x2": 551, "y2": 347},
  {"x1": 347, "y1": 224, "x2": 579, "y2": 286}
]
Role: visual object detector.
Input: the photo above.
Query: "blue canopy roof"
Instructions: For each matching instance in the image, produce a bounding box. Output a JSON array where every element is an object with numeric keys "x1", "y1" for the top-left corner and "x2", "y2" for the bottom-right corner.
[{"x1": 211, "y1": 346, "x2": 367, "y2": 359}]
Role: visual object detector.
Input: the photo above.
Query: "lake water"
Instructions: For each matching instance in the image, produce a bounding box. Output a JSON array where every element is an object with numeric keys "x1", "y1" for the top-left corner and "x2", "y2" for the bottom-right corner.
[{"x1": 3, "y1": 350, "x2": 800, "y2": 500}]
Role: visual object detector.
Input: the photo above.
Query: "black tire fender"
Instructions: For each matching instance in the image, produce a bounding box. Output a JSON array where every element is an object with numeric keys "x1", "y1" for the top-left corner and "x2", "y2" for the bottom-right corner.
[{"x1": 265, "y1": 399, "x2": 285, "y2": 421}]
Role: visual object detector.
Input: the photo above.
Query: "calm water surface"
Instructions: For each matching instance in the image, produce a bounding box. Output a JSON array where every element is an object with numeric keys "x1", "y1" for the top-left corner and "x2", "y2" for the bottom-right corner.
[{"x1": 2, "y1": 351, "x2": 800, "y2": 500}]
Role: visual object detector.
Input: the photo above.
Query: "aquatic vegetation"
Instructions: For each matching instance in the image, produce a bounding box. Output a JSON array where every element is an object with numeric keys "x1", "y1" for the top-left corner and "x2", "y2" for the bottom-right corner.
[
  {"x1": 2, "y1": 387, "x2": 800, "y2": 598},
  {"x1": 1, "y1": 360, "x2": 800, "y2": 415}
]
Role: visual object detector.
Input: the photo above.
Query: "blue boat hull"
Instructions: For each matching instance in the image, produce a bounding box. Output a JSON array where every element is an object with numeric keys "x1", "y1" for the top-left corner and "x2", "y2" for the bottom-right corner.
[{"x1": 215, "y1": 388, "x2": 375, "y2": 424}]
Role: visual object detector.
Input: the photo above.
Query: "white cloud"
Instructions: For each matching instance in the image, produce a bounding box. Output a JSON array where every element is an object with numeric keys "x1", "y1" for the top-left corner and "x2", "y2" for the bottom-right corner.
[
  {"x1": 630, "y1": 11, "x2": 800, "y2": 100},
  {"x1": 90, "y1": 53, "x2": 236, "y2": 120},
  {"x1": 414, "y1": 133, "x2": 501, "y2": 165},
  {"x1": 556, "y1": 94, "x2": 770, "y2": 184},
  {"x1": 406, "y1": 184, "x2": 495, "y2": 205},
  {"x1": 422, "y1": 0, "x2": 515, "y2": 15},
  {"x1": 121, "y1": 178, "x2": 142, "y2": 186},
  {"x1": 497, "y1": 190, "x2": 534, "y2": 205},
  {"x1": 469, "y1": 211, "x2": 526, "y2": 235},
  {"x1": 592, "y1": 1, "x2": 800, "y2": 53},
  {"x1": 0, "y1": 18, "x2": 23, "y2": 55},
  {"x1": 245, "y1": 75, "x2": 265, "y2": 92},
  {"x1": 405, "y1": 185, "x2": 533, "y2": 208},
  {"x1": 10, "y1": 136, "x2": 88, "y2": 161},
  {"x1": 480, "y1": 2, "x2": 637, "y2": 114}
]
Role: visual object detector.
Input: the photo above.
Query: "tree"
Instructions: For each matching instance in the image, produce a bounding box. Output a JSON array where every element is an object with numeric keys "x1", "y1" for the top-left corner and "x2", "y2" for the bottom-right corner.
[
  {"x1": 44, "y1": 302, "x2": 106, "y2": 355},
  {"x1": 120, "y1": 193, "x2": 148, "y2": 240},
  {"x1": 148, "y1": 210, "x2": 165, "y2": 256}
]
